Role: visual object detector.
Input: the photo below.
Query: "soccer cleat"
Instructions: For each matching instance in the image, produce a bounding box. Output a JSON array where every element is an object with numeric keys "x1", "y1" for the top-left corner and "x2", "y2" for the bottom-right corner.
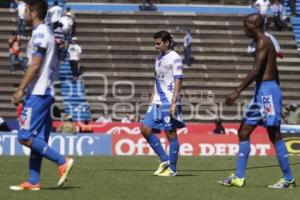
[
  {"x1": 9, "y1": 181, "x2": 41, "y2": 191},
  {"x1": 268, "y1": 178, "x2": 296, "y2": 189},
  {"x1": 57, "y1": 157, "x2": 74, "y2": 187},
  {"x1": 157, "y1": 167, "x2": 177, "y2": 177},
  {"x1": 153, "y1": 161, "x2": 169, "y2": 175},
  {"x1": 218, "y1": 173, "x2": 245, "y2": 187}
]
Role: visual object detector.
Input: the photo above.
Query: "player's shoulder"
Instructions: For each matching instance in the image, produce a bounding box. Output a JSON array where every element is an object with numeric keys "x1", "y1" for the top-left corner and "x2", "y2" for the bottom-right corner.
[
  {"x1": 168, "y1": 50, "x2": 181, "y2": 59},
  {"x1": 257, "y1": 35, "x2": 271, "y2": 47},
  {"x1": 32, "y1": 24, "x2": 53, "y2": 41}
]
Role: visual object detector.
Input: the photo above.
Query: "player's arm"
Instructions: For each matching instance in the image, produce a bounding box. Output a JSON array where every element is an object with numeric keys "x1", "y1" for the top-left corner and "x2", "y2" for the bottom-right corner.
[
  {"x1": 170, "y1": 78, "x2": 182, "y2": 117},
  {"x1": 170, "y1": 57, "x2": 183, "y2": 117},
  {"x1": 226, "y1": 38, "x2": 268, "y2": 105},
  {"x1": 12, "y1": 48, "x2": 45, "y2": 106}
]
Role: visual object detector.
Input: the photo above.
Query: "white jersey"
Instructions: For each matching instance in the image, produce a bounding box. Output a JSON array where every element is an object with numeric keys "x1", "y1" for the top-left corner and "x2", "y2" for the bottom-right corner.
[
  {"x1": 152, "y1": 51, "x2": 183, "y2": 105},
  {"x1": 68, "y1": 44, "x2": 82, "y2": 61},
  {"x1": 254, "y1": 0, "x2": 271, "y2": 15},
  {"x1": 27, "y1": 24, "x2": 59, "y2": 96},
  {"x1": 17, "y1": 2, "x2": 26, "y2": 19},
  {"x1": 59, "y1": 15, "x2": 73, "y2": 33},
  {"x1": 49, "y1": 5, "x2": 63, "y2": 23}
]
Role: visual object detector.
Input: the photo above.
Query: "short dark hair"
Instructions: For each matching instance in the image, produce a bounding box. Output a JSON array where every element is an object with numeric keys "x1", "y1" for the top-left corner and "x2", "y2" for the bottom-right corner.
[
  {"x1": 54, "y1": 1, "x2": 58, "y2": 6},
  {"x1": 153, "y1": 31, "x2": 171, "y2": 45},
  {"x1": 25, "y1": 0, "x2": 48, "y2": 20},
  {"x1": 244, "y1": 13, "x2": 264, "y2": 31}
]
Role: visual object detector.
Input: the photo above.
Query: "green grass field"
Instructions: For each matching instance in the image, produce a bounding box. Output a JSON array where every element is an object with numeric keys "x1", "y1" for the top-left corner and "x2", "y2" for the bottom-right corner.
[{"x1": 1, "y1": 156, "x2": 300, "y2": 200}]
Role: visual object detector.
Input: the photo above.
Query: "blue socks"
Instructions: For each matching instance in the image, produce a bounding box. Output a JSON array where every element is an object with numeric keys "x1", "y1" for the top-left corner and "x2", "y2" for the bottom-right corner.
[
  {"x1": 235, "y1": 140, "x2": 250, "y2": 178},
  {"x1": 28, "y1": 150, "x2": 42, "y2": 185},
  {"x1": 169, "y1": 138, "x2": 179, "y2": 172},
  {"x1": 146, "y1": 134, "x2": 169, "y2": 162},
  {"x1": 275, "y1": 140, "x2": 294, "y2": 181},
  {"x1": 30, "y1": 137, "x2": 65, "y2": 166}
]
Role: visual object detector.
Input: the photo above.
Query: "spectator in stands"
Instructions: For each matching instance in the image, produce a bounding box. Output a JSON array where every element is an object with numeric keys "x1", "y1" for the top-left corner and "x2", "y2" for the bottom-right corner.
[
  {"x1": 183, "y1": 29, "x2": 192, "y2": 67},
  {"x1": 59, "y1": 11, "x2": 74, "y2": 43},
  {"x1": 54, "y1": 22, "x2": 66, "y2": 60},
  {"x1": 253, "y1": 0, "x2": 271, "y2": 28},
  {"x1": 16, "y1": 0, "x2": 26, "y2": 38},
  {"x1": 10, "y1": 0, "x2": 18, "y2": 9},
  {"x1": 64, "y1": 7, "x2": 76, "y2": 36},
  {"x1": 140, "y1": 0, "x2": 157, "y2": 11},
  {"x1": 271, "y1": 0, "x2": 287, "y2": 31},
  {"x1": 8, "y1": 31, "x2": 26, "y2": 73},
  {"x1": 286, "y1": 104, "x2": 300, "y2": 124},
  {"x1": 77, "y1": 120, "x2": 93, "y2": 133},
  {"x1": 68, "y1": 37, "x2": 82, "y2": 81},
  {"x1": 56, "y1": 114, "x2": 78, "y2": 134},
  {"x1": 64, "y1": 7, "x2": 75, "y2": 20},
  {"x1": 47, "y1": 0, "x2": 62, "y2": 31},
  {"x1": 0, "y1": 117, "x2": 11, "y2": 132},
  {"x1": 213, "y1": 118, "x2": 225, "y2": 134},
  {"x1": 288, "y1": 0, "x2": 296, "y2": 16}
]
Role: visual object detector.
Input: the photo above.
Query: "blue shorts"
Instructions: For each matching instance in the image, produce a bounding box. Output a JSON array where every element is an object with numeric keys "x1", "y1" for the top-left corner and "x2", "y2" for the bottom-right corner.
[
  {"x1": 142, "y1": 104, "x2": 185, "y2": 132},
  {"x1": 18, "y1": 95, "x2": 54, "y2": 141},
  {"x1": 243, "y1": 80, "x2": 281, "y2": 127}
]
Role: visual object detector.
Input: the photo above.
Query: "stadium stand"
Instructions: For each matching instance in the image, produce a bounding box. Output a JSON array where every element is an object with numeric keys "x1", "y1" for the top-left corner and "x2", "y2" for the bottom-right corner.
[
  {"x1": 72, "y1": 11, "x2": 300, "y2": 122},
  {"x1": 1, "y1": 1, "x2": 300, "y2": 122}
]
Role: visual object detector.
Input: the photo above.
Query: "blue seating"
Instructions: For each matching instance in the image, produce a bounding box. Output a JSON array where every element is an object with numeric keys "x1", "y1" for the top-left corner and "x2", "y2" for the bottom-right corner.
[{"x1": 59, "y1": 61, "x2": 91, "y2": 121}]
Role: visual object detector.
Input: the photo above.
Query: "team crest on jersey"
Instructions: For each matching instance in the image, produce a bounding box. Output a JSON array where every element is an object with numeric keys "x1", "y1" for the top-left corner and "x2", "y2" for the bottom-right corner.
[
  {"x1": 20, "y1": 107, "x2": 32, "y2": 130},
  {"x1": 262, "y1": 95, "x2": 275, "y2": 116},
  {"x1": 164, "y1": 116, "x2": 171, "y2": 123}
]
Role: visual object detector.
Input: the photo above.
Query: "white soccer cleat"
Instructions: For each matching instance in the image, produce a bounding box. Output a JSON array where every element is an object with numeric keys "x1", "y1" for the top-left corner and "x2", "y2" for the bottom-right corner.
[{"x1": 57, "y1": 158, "x2": 74, "y2": 187}]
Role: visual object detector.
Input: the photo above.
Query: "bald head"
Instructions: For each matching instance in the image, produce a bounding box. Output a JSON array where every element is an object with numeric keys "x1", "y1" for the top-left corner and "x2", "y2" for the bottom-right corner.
[{"x1": 244, "y1": 13, "x2": 264, "y2": 31}]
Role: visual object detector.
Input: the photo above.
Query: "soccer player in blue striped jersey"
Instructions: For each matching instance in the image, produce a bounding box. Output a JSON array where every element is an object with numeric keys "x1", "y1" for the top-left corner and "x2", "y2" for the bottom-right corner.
[
  {"x1": 10, "y1": 0, "x2": 74, "y2": 191},
  {"x1": 140, "y1": 31, "x2": 185, "y2": 177}
]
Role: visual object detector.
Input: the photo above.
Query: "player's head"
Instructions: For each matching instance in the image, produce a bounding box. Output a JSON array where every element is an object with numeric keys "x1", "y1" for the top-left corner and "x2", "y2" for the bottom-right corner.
[
  {"x1": 54, "y1": 1, "x2": 58, "y2": 6},
  {"x1": 243, "y1": 13, "x2": 264, "y2": 38},
  {"x1": 24, "y1": 0, "x2": 48, "y2": 26},
  {"x1": 153, "y1": 31, "x2": 171, "y2": 53},
  {"x1": 72, "y1": 37, "x2": 77, "y2": 43}
]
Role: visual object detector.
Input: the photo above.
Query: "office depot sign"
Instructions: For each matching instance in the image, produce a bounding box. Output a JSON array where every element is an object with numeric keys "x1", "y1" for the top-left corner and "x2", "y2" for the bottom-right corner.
[
  {"x1": 112, "y1": 134, "x2": 273, "y2": 156},
  {"x1": 108, "y1": 123, "x2": 275, "y2": 156}
]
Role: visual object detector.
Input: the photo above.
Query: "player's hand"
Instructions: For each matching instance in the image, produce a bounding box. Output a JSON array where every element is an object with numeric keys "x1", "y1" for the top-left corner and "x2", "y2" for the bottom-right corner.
[
  {"x1": 12, "y1": 89, "x2": 24, "y2": 106},
  {"x1": 169, "y1": 102, "x2": 176, "y2": 118},
  {"x1": 225, "y1": 91, "x2": 239, "y2": 105}
]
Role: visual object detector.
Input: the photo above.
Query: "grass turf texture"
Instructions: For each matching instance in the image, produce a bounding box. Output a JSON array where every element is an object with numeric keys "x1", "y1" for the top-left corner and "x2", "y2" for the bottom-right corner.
[{"x1": 1, "y1": 156, "x2": 300, "y2": 200}]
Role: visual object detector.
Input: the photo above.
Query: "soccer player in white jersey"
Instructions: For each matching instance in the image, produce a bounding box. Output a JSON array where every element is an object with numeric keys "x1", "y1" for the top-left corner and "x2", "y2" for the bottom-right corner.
[
  {"x1": 140, "y1": 31, "x2": 185, "y2": 177},
  {"x1": 10, "y1": 0, "x2": 74, "y2": 191}
]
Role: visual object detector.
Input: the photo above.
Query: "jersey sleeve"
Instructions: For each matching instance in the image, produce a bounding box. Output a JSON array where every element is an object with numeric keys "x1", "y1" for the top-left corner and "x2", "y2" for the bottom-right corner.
[
  {"x1": 32, "y1": 31, "x2": 48, "y2": 58},
  {"x1": 172, "y1": 54, "x2": 183, "y2": 79}
]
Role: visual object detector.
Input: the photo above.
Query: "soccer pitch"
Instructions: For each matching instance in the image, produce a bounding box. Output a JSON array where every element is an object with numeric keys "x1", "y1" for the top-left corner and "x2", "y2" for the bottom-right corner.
[{"x1": 1, "y1": 156, "x2": 300, "y2": 200}]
